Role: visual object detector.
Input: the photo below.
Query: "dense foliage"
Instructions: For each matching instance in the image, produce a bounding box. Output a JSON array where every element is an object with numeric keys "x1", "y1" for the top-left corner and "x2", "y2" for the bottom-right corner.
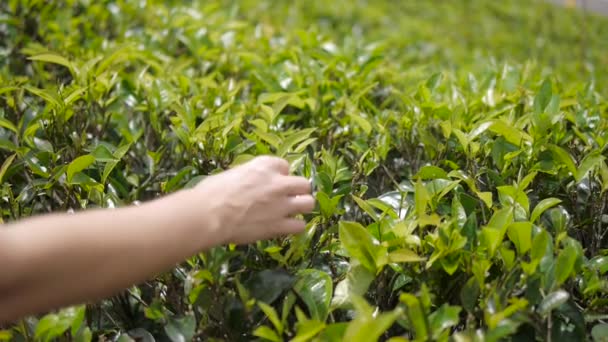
[{"x1": 1, "y1": 0, "x2": 608, "y2": 341}]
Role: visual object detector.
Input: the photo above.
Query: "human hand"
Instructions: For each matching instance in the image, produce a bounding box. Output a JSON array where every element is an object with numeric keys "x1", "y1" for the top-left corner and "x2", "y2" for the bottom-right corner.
[{"x1": 183, "y1": 156, "x2": 315, "y2": 245}]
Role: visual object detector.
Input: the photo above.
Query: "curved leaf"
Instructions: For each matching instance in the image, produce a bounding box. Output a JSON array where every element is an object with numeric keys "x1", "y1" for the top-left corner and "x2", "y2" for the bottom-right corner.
[
  {"x1": 293, "y1": 269, "x2": 333, "y2": 322},
  {"x1": 67, "y1": 155, "x2": 95, "y2": 182},
  {"x1": 531, "y1": 198, "x2": 562, "y2": 223}
]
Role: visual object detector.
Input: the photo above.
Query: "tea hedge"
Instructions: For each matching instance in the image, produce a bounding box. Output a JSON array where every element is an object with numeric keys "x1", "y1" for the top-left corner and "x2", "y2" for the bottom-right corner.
[{"x1": 1, "y1": 0, "x2": 608, "y2": 341}]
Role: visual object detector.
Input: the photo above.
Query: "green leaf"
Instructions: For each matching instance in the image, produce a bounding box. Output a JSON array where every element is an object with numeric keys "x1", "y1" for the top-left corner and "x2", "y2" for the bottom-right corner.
[
  {"x1": 555, "y1": 245, "x2": 578, "y2": 286},
  {"x1": 591, "y1": 324, "x2": 608, "y2": 342},
  {"x1": 144, "y1": 300, "x2": 166, "y2": 321},
  {"x1": 67, "y1": 155, "x2": 95, "y2": 182},
  {"x1": 415, "y1": 165, "x2": 448, "y2": 180},
  {"x1": 388, "y1": 249, "x2": 426, "y2": 263},
  {"x1": 317, "y1": 192, "x2": 342, "y2": 218},
  {"x1": 253, "y1": 326, "x2": 281, "y2": 342},
  {"x1": 429, "y1": 304, "x2": 462, "y2": 338},
  {"x1": 35, "y1": 306, "x2": 85, "y2": 342},
  {"x1": 28, "y1": 53, "x2": 76, "y2": 76},
  {"x1": 589, "y1": 256, "x2": 608, "y2": 274},
  {"x1": 276, "y1": 128, "x2": 316, "y2": 157},
  {"x1": 507, "y1": 222, "x2": 532, "y2": 255},
  {"x1": 481, "y1": 227, "x2": 503, "y2": 258},
  {"x1": 24, "y1": 85, "x2": 62, "y2": 108},
  {"x1": 538, "y1": 290, "x2": 569, "y2": 316},
  {"x1": 0, "y1": 331, "x2": 13, "y2": 341},
  {"x1": 534, "y1": 78, "x2": 553, "y2": 113},
  {"x1": 0, "y1": 153, "x2": 16, "y2": 184},
  {"x1": 338, "y1": 221, "x2": 379, "y2": 273},
  {"x1": 343, "y1": 300, "x2": 401, "y2": 342},
  {"x1": 0, "y1": 117, "x2": 17, "y2": 133},
  {"x1": 576, "y1": 151, "x2": 605, "y2": 182},
  {"x1": 415, "y1": 179, "x2": 430, "y2": 217},
  {"x1": 531, "y1": 198, "x2": 562, "y2": 223},
  {"x1": 528, "y1": 229, "x2": 551, "y2": 271},
  {"x1": 293, "y1": 269, "x2": 333, "y2": 322},
  {"x1": 352, "y1": 195, "x2": 379, "y2": 221},
  {"x1": 245, "y1": 269, "x2": 295, "y2": 304},
  {"x1": 164, "y1": 315, "x2": 196, "y2": 342},
  {"x1": 400, "y1": 293, "x2": 429, "y2": 340},
  {"x1": 291, "y1": 320, "x2": 326, "y2": 342},
  {"x1": 331, "y1": 264, "x2": 374, "y2": 309},
  {"x1": 258, "y1": 301, "x2": 283, "y2": 335},
  {"x1": 347, "y1": 112, "x2": 373, "y2": 135},
  {"x1": 548, "y1": 144, "x2": 577, "y2": 178},
  {"x1": 488, "y1": 119, "x2": 531, "y2": 147},
  {"x1": 460, "y1": 276, "x2": 480, "y2": 313},
  {"x1": 91, "y1": 144, "x2": 117, "y2": 162}
]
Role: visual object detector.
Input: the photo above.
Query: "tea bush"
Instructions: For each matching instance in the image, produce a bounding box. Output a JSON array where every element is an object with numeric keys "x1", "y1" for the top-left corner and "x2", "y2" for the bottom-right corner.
[{"x1": 1, "y1": 0, "x2": 608, "y2": 341}]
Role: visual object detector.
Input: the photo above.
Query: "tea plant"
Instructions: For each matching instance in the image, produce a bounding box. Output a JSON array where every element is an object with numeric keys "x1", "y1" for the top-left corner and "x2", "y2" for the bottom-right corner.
[{"x1": 1, "y1": 0, "x2": 607, "y2": 341}]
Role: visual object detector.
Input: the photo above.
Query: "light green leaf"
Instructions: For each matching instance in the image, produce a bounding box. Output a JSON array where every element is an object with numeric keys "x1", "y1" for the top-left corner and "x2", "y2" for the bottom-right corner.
[
  {"x1": 352, "y1": 195, "x2": 379, "y2": 221},
  {"x1": 548, "y1": 144, "x2": 577, "y2": 178},
  {"x1": 343, "y1": 303, "x2": 401, "y2": 342},
  {"x1": 253, "y1": 128, "x2": 281, "y2": 149},
  {"x1": 507, "y1": 222, "x2": 532, "y2": 255},
  {"x1": 291, "y1": 320, "x2": 326, "y2": 342},
  {"x1": 0, "y1": 331, "x2": 13, "y2": 341},
  {"x1": 28, "y1": 53, "x2": 76, "y2": 76},
  {"x1": 534, "y1": 78, "x2": 553, "y2": 113},
  {"x1": 331, "y1": 264, "x2": 374, "y2": 309},
  {"x1": 388, "y1": 249, "x2": 426, "y2": 263},
  {"x1": 415, "y1": 165, "x2": 448, "y2": 180},
  {"x1": 488, "y1": 119, "x2": 532, "y2": 147},
  {"x1": 347, "y1": 112, "x2": 372, "y2": 135},
  {"x1": 0, "y1": 117, "x2": 17, "y2": 133},
  {"x1": 576, "y1": 151, "x2": 605, "y2": 182},
  {"x1": 276, "y1": 128, "x2": 316, "y2": 157},
  {"x1": 429, "y1": 304, "x2": 462, "y2": 338},
  {"x1": 258, "y1": 301, "x2": 283, "y2": 335},
  {"x1": 415, "y1": 180, "x2": 430, "y2": 217},
  {"x1": 555, "y1": 245, "x2": 578, "y2": 286},
  {"x1": 253, "y1": 326, "x2": 281, "y2": 342},
  {"x1": 400, "y1": 294, "x2": 429, "y2": 340},
  {"x1": 338, "y1": 221, "x2": 379, "y2": 273},
  {"x1": 24, "y1": 85, "x2": 62, "y2": 108},
  {"x1": 0, "y1": 153, "x2": 16, "y2": 184},
  {"x1": 67, "y1": 155, "x2": 95, "y2": 182},
  {"x1": 591, "y1": 324, "x2": 608, "y2": 342}
]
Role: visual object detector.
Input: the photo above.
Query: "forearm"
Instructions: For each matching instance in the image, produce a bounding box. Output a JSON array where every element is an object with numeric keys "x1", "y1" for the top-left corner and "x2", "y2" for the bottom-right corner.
[{"x1": 0, "y1": 189, "x2": 220, "y2": 323}]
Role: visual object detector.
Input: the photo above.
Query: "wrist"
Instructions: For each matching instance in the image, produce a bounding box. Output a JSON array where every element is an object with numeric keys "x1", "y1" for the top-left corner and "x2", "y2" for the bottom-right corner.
[{"x1": 161, "y1": 188, "x2": 227, "y2": 251}]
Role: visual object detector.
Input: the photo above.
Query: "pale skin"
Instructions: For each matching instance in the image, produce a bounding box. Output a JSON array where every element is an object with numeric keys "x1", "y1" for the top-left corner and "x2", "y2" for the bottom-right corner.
[{"x1": 0, "y1": 156, "x2": 315, "y2": 324}]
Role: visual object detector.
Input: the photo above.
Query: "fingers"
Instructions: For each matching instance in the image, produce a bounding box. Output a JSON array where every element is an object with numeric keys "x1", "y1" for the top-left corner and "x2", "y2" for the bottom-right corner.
[
  {"x1": 278, "y1": 176, "x2": 312, "y2": 195},
  {"x1": 283, "y1": 194, "x2": 315, "y2": 216},
  {"x1": 252, "y1": 155, "x2": 290, "y2": 175},
  {"x1": 276, "y1": 218, "x2": 307, "y2": 235}
]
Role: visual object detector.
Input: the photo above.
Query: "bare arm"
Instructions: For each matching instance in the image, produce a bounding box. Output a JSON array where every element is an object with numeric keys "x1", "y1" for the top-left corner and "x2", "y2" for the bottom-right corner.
[{"x1": 0, "y1": 156, "x2": 314, "y2": 324}]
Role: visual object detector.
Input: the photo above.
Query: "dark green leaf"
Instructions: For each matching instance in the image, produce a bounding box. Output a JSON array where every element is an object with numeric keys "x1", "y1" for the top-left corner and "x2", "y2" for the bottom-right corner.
[
  {"x1": 531, "y1": 198, "x2": 562, "y2": 223},
  {"x1": 164, "y1": 315, "x2": 196, "y2": 342},
  {"x1": 245, "y1": 269, "x2": 295, "y2": 304},
  {"x1": 293, "y1": 269, "x2": 333, "y2": 322}
]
